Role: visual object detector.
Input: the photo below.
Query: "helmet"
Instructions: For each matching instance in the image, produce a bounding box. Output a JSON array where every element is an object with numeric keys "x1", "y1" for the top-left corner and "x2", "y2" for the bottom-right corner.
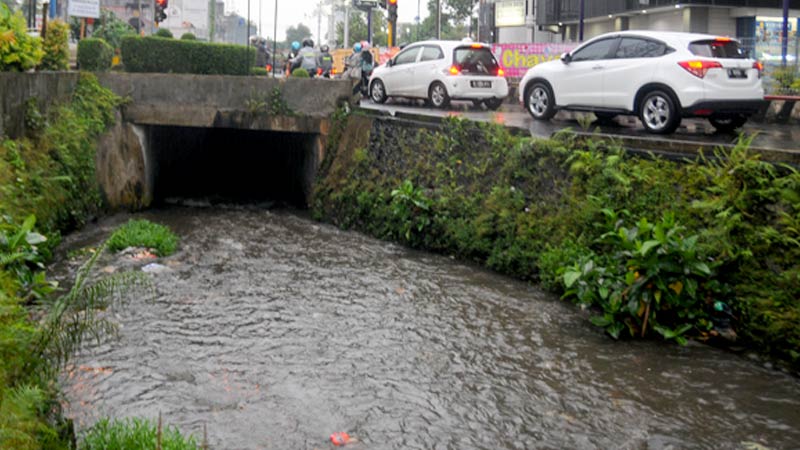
[
  {"x1": 291, "y1": 41, "x2": 300, "y2": 51},
  {"x1": 249, "y1": 35, "x2": 259, "y2": 44},
  {"x1": 361, "y1": 40, "x2": 370, "y2": 50},
  {"x1": 302, "y1": 38, "x2": 314, "y2": 48},
  {"x1": 320, "y1": 44, "x2": 329, "y2": 52},
  {"x1": 353, "y1": 42, "x2": 362, "y2": 52}
]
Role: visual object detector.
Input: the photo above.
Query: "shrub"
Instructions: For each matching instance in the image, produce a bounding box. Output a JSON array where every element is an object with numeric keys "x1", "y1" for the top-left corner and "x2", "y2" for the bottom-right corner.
[
  {"x1": 291, "y1": 67, "x2": 310, "y2": 78},
  {"x1": 121, "y1": 36, "x2": 255, "y2": 75},
  {"x1": 250, "y1": 66, "x2": 268, "y2": 76},
  {"x1": 39, "y1": 19, "x2": 69, "y2": 71},
  {"x1": 80, "y1": 417, "x2": 198, "y2": 450},
  {"x1": 154, "y1": 28, "x2": 173, "y2": 38},
  {"x1": 77, "y1": 38, "x2": 114, "y2": 71},
  {"x1": 107, "y1": 219, "x2": 179, "y2": 256},
  {"x1": 91, "y1": 10, "x2": 136, "y2": 50},
  {"x1": 180, "y1": 32, "x2": 196, "y2": 40},
  {"x1": 0, "y1": 3, "x2": 44, "y2": 71}
]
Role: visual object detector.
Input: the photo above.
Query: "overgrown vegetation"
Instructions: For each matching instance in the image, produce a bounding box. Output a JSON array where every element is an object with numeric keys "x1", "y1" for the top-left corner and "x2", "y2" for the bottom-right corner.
[
  {"x1": 313, "y1": 117, "x2": 800, "y2": 369},
  {"x1": 0, "y1": 74, "x2": 128, "y2": 448},
  {"x1": 90, "y1": 10, "x2": 136, "y2": 51},
  {"x1": 121, "y1": 36, "x2": 255, "y2": 75},
  {"x1": 0, "y1": 3, "x2": 44, "y2": 71},
  {"x1": 39, "y1": 20, "x2": 70, "y2": 71},
  {"x1": 291, "y1": 68, "x2": 310, "y2": 78},
  {"x1": 77, "y1": 38, "x2": 114, "y2": 71},
  {"x1": 154, "y1": 28, "x2": 173, "y2": 38},
  {"x1": 80, "y1": 417, "x2": 198, "y2": 450},
  {"x1": 107, "y1": 219, "x2": 179, "y2": 256}
]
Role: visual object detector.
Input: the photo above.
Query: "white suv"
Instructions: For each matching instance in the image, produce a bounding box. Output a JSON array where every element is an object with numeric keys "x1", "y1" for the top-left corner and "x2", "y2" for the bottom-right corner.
[
  {"x1": 369, "y1": 40, "x2": 509, "y2": 110},
  {"x1": 518, "y1": 31, "x2": 765, "y2": 134}
]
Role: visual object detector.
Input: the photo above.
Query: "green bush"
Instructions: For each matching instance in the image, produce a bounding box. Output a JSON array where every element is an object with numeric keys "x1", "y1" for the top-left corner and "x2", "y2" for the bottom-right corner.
[
  {"x1": 80, "y1": 417, "x2": 198, "y2": 450},
  {"x1": 92, "y1": 10, "x2": 136, "y2": 50},
  {"x1": 121, "y1": 36, "x2": 255, "y2": 75},
  {"x1": 180, "y1": 32, "x2": 196, "y2": 40},
  {"x1": 250, "y1": 66, "x2": 268, "y2": 76},
  {"x1": 77, "y1": 38, "x2": 114, "y2": 71},
  {"x1": 39, "y1": 19, "x2": 70, "y2": 71},
  {"x1": 291, "y1": 67, "x2": 310, "y2": 78},
  {"x1": 154, "y1": 28, "x2": 173, "y2": 38},
  {"x1": 107, "y1": 219, "x2": 179, "y2": 256},
  {"x1": 0, "y1": 3, "x2": 44, "y2": 71}
]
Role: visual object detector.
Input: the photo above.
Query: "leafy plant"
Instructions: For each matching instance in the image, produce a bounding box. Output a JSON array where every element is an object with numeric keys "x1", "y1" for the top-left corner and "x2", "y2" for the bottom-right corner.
[
  {"x1": 0, "y1": 3, "x2": 44, "y2": 71},
  {"x1": 0, "y1": 215, "x2": 55, "y2": 303},
  {"x1": 180, "y1": 32, "x2": 196, "y2": 40},
  {"x1": 91, "y1": 10, "x2": 136, "y2": 50},
  {"x1": 39, "y1": 19, "x2": 69, "y2": 71},
  {"x1": 291, "y1": 67, "x2": 309, "y2": 78},
  {"x1": 106, "y1": 219, "x2": 179, "y2": 256},
  {"x1": 80, "y1": 417, "x2": 198, "y2": 450},
  {"x1": 390, "y1": 180, "x2": 432, "y2": 244},
  {"x1": 267, "y1": 87, "x2": 293, "y2": 115},
  {"x1": 154, "y1": 28, "x2": 173, "y2": 38},
  {"x1": 78, "y1": 38, "x2": 114, "y2": 71}
]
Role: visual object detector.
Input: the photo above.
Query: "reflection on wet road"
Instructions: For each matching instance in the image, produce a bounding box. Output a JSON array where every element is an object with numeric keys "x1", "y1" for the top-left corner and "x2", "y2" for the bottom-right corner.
[
  {"x1": 360, "y1": 99, "x2": 800, "y2": 154},
  {"x1": 58, "y1": 207, "x2": 800, "y2": 450}
]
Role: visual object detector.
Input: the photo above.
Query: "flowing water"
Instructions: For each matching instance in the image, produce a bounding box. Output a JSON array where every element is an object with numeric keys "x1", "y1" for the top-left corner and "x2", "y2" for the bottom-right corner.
[{"x1": 58, "y1": 206, "x2": 800, "y2": 450}]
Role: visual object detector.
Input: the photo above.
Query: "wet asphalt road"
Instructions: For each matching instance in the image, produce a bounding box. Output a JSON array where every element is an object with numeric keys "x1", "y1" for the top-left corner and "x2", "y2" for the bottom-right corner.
[{"x1": 359, "y1": 98, "x2": 800, "y2": 155}]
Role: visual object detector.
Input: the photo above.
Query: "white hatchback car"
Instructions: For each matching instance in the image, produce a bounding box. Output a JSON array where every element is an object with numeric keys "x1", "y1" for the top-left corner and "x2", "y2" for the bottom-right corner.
[
  {"x1": 369, "y1": 40, "x2": 509, "y2": 110},
  {"x1": 518, "y1": 31, "x2": 766, "y2": 134}
]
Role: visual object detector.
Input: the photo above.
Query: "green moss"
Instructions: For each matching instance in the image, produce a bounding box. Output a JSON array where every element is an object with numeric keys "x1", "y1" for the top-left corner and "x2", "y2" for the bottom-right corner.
[
  {"x1": 107, "y1": 219, "x2": 178, "y2": 256},
  {"x1": 313, "y1": 117, "x2": 800, "y2": 369}
]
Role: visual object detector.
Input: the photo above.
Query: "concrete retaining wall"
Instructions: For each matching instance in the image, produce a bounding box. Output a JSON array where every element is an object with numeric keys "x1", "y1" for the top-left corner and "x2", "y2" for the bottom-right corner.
[{"x1": 0, "y1": 72, "x2": 80, "y2": 138}]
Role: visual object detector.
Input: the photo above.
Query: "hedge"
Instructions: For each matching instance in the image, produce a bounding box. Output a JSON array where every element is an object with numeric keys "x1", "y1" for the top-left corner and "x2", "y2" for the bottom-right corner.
[
  {"x1": 77, "y1": 38, "x2": 114, "y2": 71},
  {"x1": 121, "y1": 36, "x2": 255, "y2": 75}
]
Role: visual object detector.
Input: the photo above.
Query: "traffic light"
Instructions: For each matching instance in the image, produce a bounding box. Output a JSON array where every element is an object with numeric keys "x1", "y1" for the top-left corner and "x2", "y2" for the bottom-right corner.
[
  {"x1": 387, "y1": 0, "x2": 397, "y2": 46},
  {"x1": 155, "y1": 0, "x2": 168, "y2": 24}
]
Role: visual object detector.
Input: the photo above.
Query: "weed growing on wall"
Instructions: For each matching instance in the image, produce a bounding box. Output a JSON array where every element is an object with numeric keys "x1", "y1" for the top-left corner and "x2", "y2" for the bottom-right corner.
[{"x1": 313, "y1": 117, "x2": 800, "y2": 368}]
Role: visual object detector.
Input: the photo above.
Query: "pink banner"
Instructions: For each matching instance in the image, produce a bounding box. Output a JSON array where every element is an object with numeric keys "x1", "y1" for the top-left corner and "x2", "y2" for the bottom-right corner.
[{"x1": 491, "y1": 43, "x2": 577, "y2": 78}]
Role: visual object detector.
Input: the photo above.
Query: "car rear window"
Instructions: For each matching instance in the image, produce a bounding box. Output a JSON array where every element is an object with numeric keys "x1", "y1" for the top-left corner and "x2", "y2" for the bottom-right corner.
[
  {"x1": 454, "y1": 46, "x2": 499, "y2": 75},
  {"x1": 689, "y1": 39, "x2": 746, "y2": 59}
]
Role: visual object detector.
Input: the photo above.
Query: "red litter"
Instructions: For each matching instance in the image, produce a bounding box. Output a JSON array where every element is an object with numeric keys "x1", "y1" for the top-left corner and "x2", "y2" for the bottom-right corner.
[{"x1": 330, "y1": 432, "x2": 351, "y2": 446}]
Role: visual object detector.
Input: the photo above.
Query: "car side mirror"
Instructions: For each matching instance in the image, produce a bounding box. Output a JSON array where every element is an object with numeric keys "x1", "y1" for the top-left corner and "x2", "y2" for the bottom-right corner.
[{"x1": 561, "y1": 52, "x2": 572, "y2": 64}]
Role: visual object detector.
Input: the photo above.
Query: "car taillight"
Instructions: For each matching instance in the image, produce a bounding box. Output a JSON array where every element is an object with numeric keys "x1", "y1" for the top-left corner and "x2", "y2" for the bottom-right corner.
[
  {"x1": 497, "y1": 67, "x2": 505, "y2": 77},
  {"x1": 753, "y1": 61, "x2": 763, "y2": 78},
  {"x1": 448, "y1": 65, "x2": 460, "y2": 75},
  {"x1": 332, "y1": 67, "x2": 337, "y2": 75},
  {"x1": 678, "y1": 60, "x2": 722, "y2": 78}
]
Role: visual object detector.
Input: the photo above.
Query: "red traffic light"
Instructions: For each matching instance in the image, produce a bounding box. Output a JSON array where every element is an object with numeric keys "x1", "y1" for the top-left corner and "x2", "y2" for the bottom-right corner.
[
  {"x1": 388, "y1": 0, "x2": 397, "y2": 4},
  {"x1": 156, "y1": 0, "x2": 167, "y2": 6}
]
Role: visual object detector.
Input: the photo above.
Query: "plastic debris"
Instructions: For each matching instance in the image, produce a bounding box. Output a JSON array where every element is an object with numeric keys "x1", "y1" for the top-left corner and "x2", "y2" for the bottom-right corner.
[
  {"x1": 330, "y1": 432, "x2": 351, "y2": 446},
  {"x1": 142, "y1": 263, "x2": 171, "y2": 274}
]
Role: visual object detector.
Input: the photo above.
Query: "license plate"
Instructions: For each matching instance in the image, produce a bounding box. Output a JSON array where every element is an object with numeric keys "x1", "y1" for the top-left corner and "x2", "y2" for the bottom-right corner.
[
  {"x1": 470, "y1": 80, "x2": 492, "y2": 88},
  {"x1": 728, "y1": 69, "x2": 747, "y2": 79}
]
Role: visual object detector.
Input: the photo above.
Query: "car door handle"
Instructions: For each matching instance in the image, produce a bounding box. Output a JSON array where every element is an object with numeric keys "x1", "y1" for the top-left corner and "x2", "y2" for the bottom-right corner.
[{"x1": 592, "y1": 66, "x2": 604, "y2": 70}]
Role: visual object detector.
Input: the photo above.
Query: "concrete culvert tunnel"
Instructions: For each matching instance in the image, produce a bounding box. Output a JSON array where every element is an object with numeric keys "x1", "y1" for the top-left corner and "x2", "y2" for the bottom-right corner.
[{"x1": 147, "y1": 126, "x2": 320, "y2": 208}]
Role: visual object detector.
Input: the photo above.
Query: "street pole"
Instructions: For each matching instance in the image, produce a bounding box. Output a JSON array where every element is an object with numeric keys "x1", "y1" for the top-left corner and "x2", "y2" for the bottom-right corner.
[
  {"x1": 578, "y1": 0, "x2": 584, "y2": 41},
  {"x1": 367, "y1": 5, "x2": 372, "y2": 44},
  {"x1": 344, "y1": 2, "x2": 349, "y2": 48},
  {"x1": 137, "y1": 0, "x2": 142, "y2": 35},
  {"x1": 416, "y1": 0, "x2": 419, "y2": 41},
  {"x1": 247, "y1": 0, "x2": 251, "y2": 74},
  {"x1": 41, "y1": 2, "x2": 48, "y2": 37},
  {"x1": 317, "y1": 1, "x2": 321, "y2": 45},
  {"x1": 272, "y1": 0, "x2": 278, "y2": 76},
  {"x1": 436, "y1": 0, "x2": 440, "y2": 39},
  {"x1": 782, "y1": 0, "x2": 789, "y2": 67},
  {"x1": 259, "y1": 0, "x2": 262, "y2": 36},
  {"x1": 208, "y1": 0, "x2": 215, "y2": 41},
  {"x1": 150, "y1": 0, "x2": 155, "y2": 33}
]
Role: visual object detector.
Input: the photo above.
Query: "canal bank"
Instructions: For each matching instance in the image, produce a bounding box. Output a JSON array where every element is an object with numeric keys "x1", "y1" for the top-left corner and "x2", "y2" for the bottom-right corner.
[{"x1": 312, "y1": 111, "x2": 800, "y2": 371}]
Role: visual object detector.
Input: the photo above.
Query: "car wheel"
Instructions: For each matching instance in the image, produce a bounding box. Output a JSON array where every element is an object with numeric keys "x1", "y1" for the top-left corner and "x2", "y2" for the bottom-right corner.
[
  {"x1": 525, "y1": 82, "x2": 555, "y2": 120},
  {"x1": 483, "y1": 97, "x2": 504, "y2": 111},
  {"x1": 370, "y1": 79, "x2": 387, "y2": 104},
  {"x1": 709, "y1": 114, "x2": 747, "y2": 133},
  {"x1": 428, "y1": 81, "x2": 451, "y2": 109},
  {"x1": 638, "y1": 90, "x2": 680, "y2": 134}
]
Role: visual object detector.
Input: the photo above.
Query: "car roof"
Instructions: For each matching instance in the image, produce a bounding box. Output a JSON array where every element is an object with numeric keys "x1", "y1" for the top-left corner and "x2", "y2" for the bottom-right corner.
[
  {"x1": 404, "y1": 40, "x2": 492, "y2": 51},
  {"x1": 587, "y1": 30, "x2": 737, "y2": 46}
]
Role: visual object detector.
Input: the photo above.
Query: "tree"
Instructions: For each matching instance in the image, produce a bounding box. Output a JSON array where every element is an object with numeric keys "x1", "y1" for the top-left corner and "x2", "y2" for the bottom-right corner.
[
  {"x1": 286, "y1": 23, "x2": 311, "y2": 44},
  {"x1": 335, "y1": 8, "x2": 387, "y2": 47}
]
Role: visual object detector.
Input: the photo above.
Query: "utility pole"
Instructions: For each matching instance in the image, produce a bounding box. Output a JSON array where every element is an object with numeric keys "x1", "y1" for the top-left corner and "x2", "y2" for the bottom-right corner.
[
  {"x1": 344, "y1": 1, "x2": 349, "y2": 48},
  {"x1": 328, "y1": 0, "x2": 335, "y2": 46},
  {"x1": 272, "y1": 0, "x2": 278, "y2": 75},
  {"x1": 578, "y1": 0, "x2": 585, "y2": 41},
  {"x1": 208, "y1": 0, "x2": 216, "y2": 41},
  {"x1": 782, "y1": 0, "x2": 789, "y2": 66},
  {"x1": 367, "y1": 5, "x2": 372, "y2": 44},
  {"x1": 436, "y1": 0, "x2": 440, "y2": 39},
  {"x1": 316, "y1": 1, "x2": 322, "y2": 44}
]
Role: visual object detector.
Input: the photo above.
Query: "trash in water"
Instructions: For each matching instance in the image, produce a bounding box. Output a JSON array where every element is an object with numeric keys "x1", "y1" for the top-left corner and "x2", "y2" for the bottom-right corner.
[
  {"x1": 142, "y1": 263, "x2": 171, "y2": 274},
  {"x1": 330, "y1": 432, "x2": 351, "y2": 446}
]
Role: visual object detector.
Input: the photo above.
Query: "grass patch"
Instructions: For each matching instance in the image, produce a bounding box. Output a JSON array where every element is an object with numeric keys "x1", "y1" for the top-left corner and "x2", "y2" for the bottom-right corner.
[
  {"x1": 107, "y1": 220, "x2": 178, "y2": 256},
  {"x1": 80, "y1": 417, "x2": 198, "y2": 450}
]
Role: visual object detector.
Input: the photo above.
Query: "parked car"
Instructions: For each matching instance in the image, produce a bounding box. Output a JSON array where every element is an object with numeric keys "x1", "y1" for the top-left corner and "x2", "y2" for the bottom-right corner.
[
  {"x1": 369, "y1": 40, "x2": 509, "y2": 110},
  {"x1": 518, "y1": 31, "x2": 766, "y2": 134}
]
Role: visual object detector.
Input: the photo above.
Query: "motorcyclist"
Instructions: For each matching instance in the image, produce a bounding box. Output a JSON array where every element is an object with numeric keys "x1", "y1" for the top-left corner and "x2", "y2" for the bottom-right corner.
[
  {"x1": 345, "y1": 42, "x2": 364, "y2": 95},
  {"x1": 317, "y1": 44, "x2": 334, "y2": 78},
  {"x1": 358, "y1": 41, "x2": 374, "y2": 96},
  {"x1": 284, "y1": 41, "x2": 301, "y2": 76},
  {"x1": 291, "y1": 38, "x2": 319, "y2": 77}
]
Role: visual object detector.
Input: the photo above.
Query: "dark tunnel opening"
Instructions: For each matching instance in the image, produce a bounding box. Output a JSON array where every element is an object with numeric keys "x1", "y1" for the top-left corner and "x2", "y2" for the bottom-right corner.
[{"x1": 148, "y1": 126, "x2": 317, "y2": 208}]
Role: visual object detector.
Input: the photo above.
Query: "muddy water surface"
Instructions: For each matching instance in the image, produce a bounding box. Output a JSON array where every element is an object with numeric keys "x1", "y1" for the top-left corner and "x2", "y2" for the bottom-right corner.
[{"x1": 59, "y1": 206, "x2": 800, "y2": 450}]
